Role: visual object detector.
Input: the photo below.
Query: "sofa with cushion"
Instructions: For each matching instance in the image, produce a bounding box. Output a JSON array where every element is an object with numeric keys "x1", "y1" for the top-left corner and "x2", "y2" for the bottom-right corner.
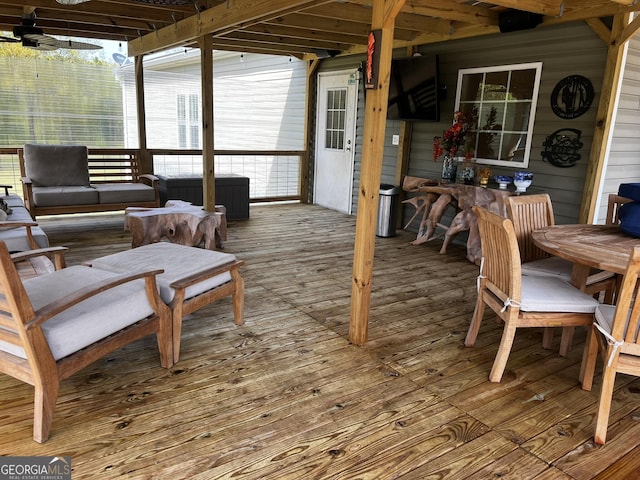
[
  {"x1": 0, "y1": 191, "x2": 49, "y2": 252},
  {"x1": 19, "y1": 144, "x2": 160, "y2": 219}
]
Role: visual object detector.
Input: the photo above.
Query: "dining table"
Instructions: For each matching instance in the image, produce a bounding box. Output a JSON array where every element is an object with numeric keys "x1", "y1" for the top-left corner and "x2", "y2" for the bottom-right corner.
[
  {"x1": 532, "y1": 223, "x2": 640, "y2": 361},
  {"x1": 532, "y1": 223, "x2": 640, "y2": 286}
]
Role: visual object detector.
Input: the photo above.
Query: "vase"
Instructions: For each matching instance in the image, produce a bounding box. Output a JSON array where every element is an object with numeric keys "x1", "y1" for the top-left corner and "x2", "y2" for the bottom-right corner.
[
  {"x1": 441, "y1": 155, "x2": 457, "y2": 182},
  {"x1": 456, "y1": 159, "x2": 476, "y2": 185}
]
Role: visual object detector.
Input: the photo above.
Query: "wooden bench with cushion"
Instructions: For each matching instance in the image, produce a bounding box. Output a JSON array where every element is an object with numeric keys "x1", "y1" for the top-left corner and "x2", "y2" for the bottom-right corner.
[
  {"x1": 87, "y1": 242, "x2": 245, "y2": 364},
  {"x1": 19, "y1": 144, "x2": 160, "y2": 219}
]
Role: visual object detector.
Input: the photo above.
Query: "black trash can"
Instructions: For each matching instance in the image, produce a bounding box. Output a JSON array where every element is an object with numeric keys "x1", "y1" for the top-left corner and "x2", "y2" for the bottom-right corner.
[{"x1": 377, "y1": 184, "x2": 401, "y2": 237}]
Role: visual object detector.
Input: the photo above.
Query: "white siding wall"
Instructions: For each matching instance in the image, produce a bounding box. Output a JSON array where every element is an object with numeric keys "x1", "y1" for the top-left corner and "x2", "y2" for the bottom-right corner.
[
  {"x1": 120, "y1": 51, "x2": 306, "y2": 150},
  {"x1": 595, "y1": 33, "x2": 640, "y2": 223}
]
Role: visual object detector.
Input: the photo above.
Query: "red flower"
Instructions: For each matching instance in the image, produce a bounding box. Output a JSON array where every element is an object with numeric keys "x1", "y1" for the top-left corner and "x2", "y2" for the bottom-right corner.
[{"x1": 433, "y1": 110, "x2": 475, "y2": 161}]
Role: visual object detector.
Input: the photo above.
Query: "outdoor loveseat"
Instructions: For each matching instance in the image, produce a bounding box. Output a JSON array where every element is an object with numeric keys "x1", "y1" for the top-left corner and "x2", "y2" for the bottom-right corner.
[{"x1": 19, "y1": 144, "x2": 160, "y2": 219}]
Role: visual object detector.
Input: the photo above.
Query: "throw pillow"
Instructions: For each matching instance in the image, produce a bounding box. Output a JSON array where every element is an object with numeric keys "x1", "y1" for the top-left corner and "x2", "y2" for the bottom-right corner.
[{"x1": 24, "y1": 144, "x2": 90, "y2": 187}]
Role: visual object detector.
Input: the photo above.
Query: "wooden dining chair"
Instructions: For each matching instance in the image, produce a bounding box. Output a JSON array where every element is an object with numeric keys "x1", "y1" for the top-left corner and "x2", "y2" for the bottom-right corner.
[
  {"x1": 0, "y1": 241, "x2": 173, "y2": 442},
  {"x1": 581, "y1": 245, "x2": 640, "y2": 444},
  {"x1": 506, "y1": 194, "x2": 617, "y2": 353},
  {"x1": 467, "y1": 206, "x2": 599, "y2": 382},
  {"x1": 605, "y1": 193, "x2": 632, "y2": 225}
]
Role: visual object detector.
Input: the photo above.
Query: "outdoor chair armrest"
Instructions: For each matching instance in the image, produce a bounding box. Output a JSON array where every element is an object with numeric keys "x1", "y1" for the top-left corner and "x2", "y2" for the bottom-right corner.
[{"x1": 25, "y1": 268, "x2": 165, "y2": 330}]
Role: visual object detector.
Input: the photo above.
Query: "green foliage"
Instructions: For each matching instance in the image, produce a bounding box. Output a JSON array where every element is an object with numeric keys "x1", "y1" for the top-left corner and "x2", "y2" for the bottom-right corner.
[{"x1": 0, "y1": 35, "x2": 123, "y2": 148}]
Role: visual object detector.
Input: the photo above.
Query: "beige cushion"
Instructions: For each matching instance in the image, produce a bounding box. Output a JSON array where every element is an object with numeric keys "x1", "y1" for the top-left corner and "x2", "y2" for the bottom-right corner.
[
  {"x1": 24, "y1": 144, "x2": 90, "y2": 187},
  {"x1": 94, "y1": 183, "x2": 156, "y2": 204},
  {"x1": 0, "y1": 266, "x2": 155, "y2": 360},
  {"x1": 89, "y1": 243, "x2": 236, "y2": 303},
  {"x1": 521, "y1": 256, "x2": 573, "y2": 283},
  {"x1": 32, "y1": 186, "x2": 99, "y2": 207},
  {"x1": 519, "y1": 275, "x2": 599, "y2": 313}
]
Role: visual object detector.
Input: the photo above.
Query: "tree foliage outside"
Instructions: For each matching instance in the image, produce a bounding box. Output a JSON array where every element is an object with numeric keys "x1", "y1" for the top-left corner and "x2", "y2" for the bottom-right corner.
[{"x1": 0, "y1": 36, "x2": 124, "y2": 148}]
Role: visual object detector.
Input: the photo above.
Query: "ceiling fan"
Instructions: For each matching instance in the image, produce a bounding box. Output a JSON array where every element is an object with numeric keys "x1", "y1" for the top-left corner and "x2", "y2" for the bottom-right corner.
[{"x1": 0, "y1": 14, "x2": 102, "y2": 50}]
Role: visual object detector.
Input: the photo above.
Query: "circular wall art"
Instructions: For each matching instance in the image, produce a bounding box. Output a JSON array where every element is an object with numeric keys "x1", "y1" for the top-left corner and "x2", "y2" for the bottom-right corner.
[
  {"x1": 550, "y1": 75, "x2": 594, "y2": 119},
  {"x1": 542, "y1": 128, "x2": 583, "y2": 168}
]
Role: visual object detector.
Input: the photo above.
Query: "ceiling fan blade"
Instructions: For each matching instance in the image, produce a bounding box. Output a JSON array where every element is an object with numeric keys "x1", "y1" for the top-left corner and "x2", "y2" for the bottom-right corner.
[
  {"x1": 130, "y1": 0, "x2": 194, "y2": 5},
  {"x1": 0, "y1": 35, "x2": 20, "y2": 43},
  {"x1": 55, "y1": 0, "x2": 92, "y2": 4},
  {"x1": 23, "y1": 33, "x2": 102, "y2": 50}
]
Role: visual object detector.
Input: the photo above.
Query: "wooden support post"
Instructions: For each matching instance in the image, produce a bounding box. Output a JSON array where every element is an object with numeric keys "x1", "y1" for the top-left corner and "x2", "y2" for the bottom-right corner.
[
  {"x1": 579, "y1": 13, "x2": 630, "y2": 223},
  {"x1": 301, "y1": 59, "x2": 320, "y2": 204},
  {"x1": 134, "y1": 56, "x2": 152, "y2": 174},
  {"x1": 199, "y1": 35, "x2": 216, "y2": 212},
  {"x1": 349, "y1": 0, "x2": 406, "y2": 346}
]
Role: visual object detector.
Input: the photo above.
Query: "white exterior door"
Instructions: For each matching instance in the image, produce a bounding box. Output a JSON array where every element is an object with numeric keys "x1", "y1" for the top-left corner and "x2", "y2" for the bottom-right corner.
[{"x1": 314, "y1": 70, "x2": 358, "y2": 214}]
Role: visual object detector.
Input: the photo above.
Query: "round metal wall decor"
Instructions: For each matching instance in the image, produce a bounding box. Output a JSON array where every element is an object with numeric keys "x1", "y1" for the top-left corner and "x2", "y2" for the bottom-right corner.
[
  {"x1": 542, "y1": 128, "x2": 583, "y2": 168},
  {"x1": 550, "y1": 75, "x2": 594, "y2": 119}
]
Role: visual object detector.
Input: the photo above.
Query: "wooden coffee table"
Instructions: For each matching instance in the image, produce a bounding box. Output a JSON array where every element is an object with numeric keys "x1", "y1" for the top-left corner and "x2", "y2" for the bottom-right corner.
[{"x1": 124, "y1": 200, "x2": 227, "y2": 250}]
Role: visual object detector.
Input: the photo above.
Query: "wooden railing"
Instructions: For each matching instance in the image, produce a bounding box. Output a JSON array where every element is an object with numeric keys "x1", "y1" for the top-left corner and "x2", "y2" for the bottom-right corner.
[{"x1": 0, "y1": 147, "x2": 307, "y2": 203}]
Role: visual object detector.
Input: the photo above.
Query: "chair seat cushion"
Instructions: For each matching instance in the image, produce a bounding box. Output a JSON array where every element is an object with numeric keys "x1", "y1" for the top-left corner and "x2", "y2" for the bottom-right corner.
[
  {"x1": 0, "y1": 266, "x2": 154, "y2": 361},
  {"x1": 89, "y1": 243, "x2": 236, "y2": 303},
  {"x1": 32, "y1": 186, "x2": 99, "y2": 207},
  {"x1": 93, "y1": 183, "x2": 156, "y2": 204},
  {"x1": 520, "y1": 275, "x2": 599, "y2": 313},
  {"x1": 521, "y1": 257, "x2": 573, "y2": 282}
]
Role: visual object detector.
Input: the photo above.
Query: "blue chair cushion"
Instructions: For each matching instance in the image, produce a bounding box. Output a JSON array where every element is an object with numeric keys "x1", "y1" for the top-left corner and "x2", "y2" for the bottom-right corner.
[
  {"x1": 618, "y1": 183, "x2": 640, "y2": 202},
  {"x1": 619, "y1": 201, "x2": 640, "y2": 237}
]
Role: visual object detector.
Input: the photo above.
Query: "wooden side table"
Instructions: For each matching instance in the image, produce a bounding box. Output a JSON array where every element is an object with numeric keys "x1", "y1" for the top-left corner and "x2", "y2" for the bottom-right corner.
[{"x1": 124, "y1": 200, "x2": 227, "y2": 250}]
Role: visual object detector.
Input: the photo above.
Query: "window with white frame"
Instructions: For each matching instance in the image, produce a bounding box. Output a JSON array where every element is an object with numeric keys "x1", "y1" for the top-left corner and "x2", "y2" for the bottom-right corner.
[
  {"x1": 455, "y1": 62, "x2": 542, "y2": 168},
  {"x1": 177, "y1": 93, "x2": 201, "y2": 149}
]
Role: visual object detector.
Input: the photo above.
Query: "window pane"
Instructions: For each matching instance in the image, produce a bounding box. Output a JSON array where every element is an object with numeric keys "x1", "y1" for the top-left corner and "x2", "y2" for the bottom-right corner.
[
  {"x1": 456, "y1": 62, "x2": 541, "y2": 167},
  {"x1": 510, "y1": 69, "x2": 537, "y2": 98},
  {"x1": 484, "y1": 71, "x2": 509, "y2": 101}
]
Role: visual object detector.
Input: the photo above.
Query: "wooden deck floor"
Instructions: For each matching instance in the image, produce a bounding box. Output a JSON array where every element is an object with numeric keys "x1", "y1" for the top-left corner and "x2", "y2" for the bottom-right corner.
[{"x1": 1, "y1": 203, "x2": 639, "y2": 479}]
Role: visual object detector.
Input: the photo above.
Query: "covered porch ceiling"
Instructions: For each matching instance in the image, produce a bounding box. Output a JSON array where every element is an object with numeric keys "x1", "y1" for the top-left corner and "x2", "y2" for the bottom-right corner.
[{"x1": 0, "y1": 1, "x2": 639, "y2": 58}]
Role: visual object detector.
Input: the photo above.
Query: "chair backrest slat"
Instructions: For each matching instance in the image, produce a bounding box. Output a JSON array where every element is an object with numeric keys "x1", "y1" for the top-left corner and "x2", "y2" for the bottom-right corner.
[
  {"x1": 505, "y1": 194, "x2": 555, "y2": 264},
  {"x1": 606, "y1": 194, "x2": 633, "y2": 226},
  {"x1": 473, "y1": 205, "x2": 522, "y2": 302},
  {"x1": 611, "y1": 248, "x2": 640, "y2": 346}
]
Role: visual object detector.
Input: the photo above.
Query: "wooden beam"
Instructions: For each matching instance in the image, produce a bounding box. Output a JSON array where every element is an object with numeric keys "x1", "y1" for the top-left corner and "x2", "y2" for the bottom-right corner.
[
  {"x1": 300, "y1": 59, "x2": 320, "y2": 204},
  {"x1": 134, "y1": 56, "x2": 152, "y2": 174},
  {"x1": 128, "y1": 0, "x2": 333, "y2": 57},
  {"x1": 619, "y1": 13, "x2": 640, "y2": 45},
  {"x1": 350, "y1": 0, "x2": 406, "y2": 346},
  {"x1": 579, "y1": 13, "x2": 630, "y2": 223},
  {"x1": 199, "y1": 34, "x2": 216, "y2": 212},
  {"x1": 586, "y1": 18, "x2": 613, "y2": 44}
]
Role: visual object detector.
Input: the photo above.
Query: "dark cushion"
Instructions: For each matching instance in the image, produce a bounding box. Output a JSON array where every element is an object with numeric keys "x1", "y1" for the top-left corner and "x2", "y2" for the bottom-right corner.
[
  {"x1": 24, "y1": 144, "x2": 90, "y2": 187},
  {"x1": 618, "y1": 183, "x2": 640, "y2": 202},
  {"x1": 619, "y1": 201, "x2": 640, "y2": 237}
]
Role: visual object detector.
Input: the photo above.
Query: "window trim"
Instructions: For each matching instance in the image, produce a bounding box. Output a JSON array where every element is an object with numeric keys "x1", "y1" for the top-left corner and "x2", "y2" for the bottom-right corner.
[{"x1": 454, "y1": 61, "x2": 543, "y2": 168}]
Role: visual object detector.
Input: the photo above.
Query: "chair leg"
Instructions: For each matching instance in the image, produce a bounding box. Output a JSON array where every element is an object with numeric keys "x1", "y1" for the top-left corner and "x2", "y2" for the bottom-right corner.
[
  {"x1": 594, "y1": 362, "x2": 617, "y2": 445},
  {"x1": 580, "y1": 325, "x2": 599, "y2": 389},
  {"x1": 465, "y1": 291, "x2": 486, "y2": 347},
  {"x1": 33, "y1": 380, "x2": 60, "y2": 443},
  {"x1": 489, "y1": 322, "x2": 517, "y2": 383},
  {"x1": 559, "y1": 326, "x2": 575, "y2": 357}
]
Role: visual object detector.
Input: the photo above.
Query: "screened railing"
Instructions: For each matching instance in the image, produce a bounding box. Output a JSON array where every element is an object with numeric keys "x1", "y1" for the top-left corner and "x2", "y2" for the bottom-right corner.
[{"x1": 0, "y1": 147, "x2": 305, "y2": 203}]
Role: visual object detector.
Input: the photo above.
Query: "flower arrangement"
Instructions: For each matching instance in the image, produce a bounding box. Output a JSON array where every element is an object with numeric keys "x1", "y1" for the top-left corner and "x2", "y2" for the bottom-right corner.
[{"x1": 433, "y1": 110, "x2": 475, "y2": 161}]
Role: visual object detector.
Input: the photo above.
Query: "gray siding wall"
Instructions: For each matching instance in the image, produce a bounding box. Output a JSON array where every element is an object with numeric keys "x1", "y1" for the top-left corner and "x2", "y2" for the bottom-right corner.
[
  {"x1": 596, "y1": 34, "x2": 640, "y2": 223},
  {"x1": 320, "y1": 21, "x2": 613, "y2": 225}
]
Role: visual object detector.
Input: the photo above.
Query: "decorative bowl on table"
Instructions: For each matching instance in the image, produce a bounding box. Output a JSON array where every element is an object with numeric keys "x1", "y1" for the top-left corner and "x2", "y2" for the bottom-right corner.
[
  {"x1": 494, "y1": 175, "x2": 513, "y2": 190},
  {"x1": 513, "y1": 171, "x2": 534, "y2": 193}
]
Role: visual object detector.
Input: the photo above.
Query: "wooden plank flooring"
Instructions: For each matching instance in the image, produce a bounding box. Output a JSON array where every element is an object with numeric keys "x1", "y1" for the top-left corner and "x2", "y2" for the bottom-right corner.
[{"x1": 1, "y1": 203, "x2": 639, "y2": 479}]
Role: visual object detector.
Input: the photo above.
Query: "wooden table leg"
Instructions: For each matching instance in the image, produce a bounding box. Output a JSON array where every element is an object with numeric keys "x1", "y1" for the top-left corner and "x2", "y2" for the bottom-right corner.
[{"x1": 559, "y1": 263, "x2": 591, "y2": 356}]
